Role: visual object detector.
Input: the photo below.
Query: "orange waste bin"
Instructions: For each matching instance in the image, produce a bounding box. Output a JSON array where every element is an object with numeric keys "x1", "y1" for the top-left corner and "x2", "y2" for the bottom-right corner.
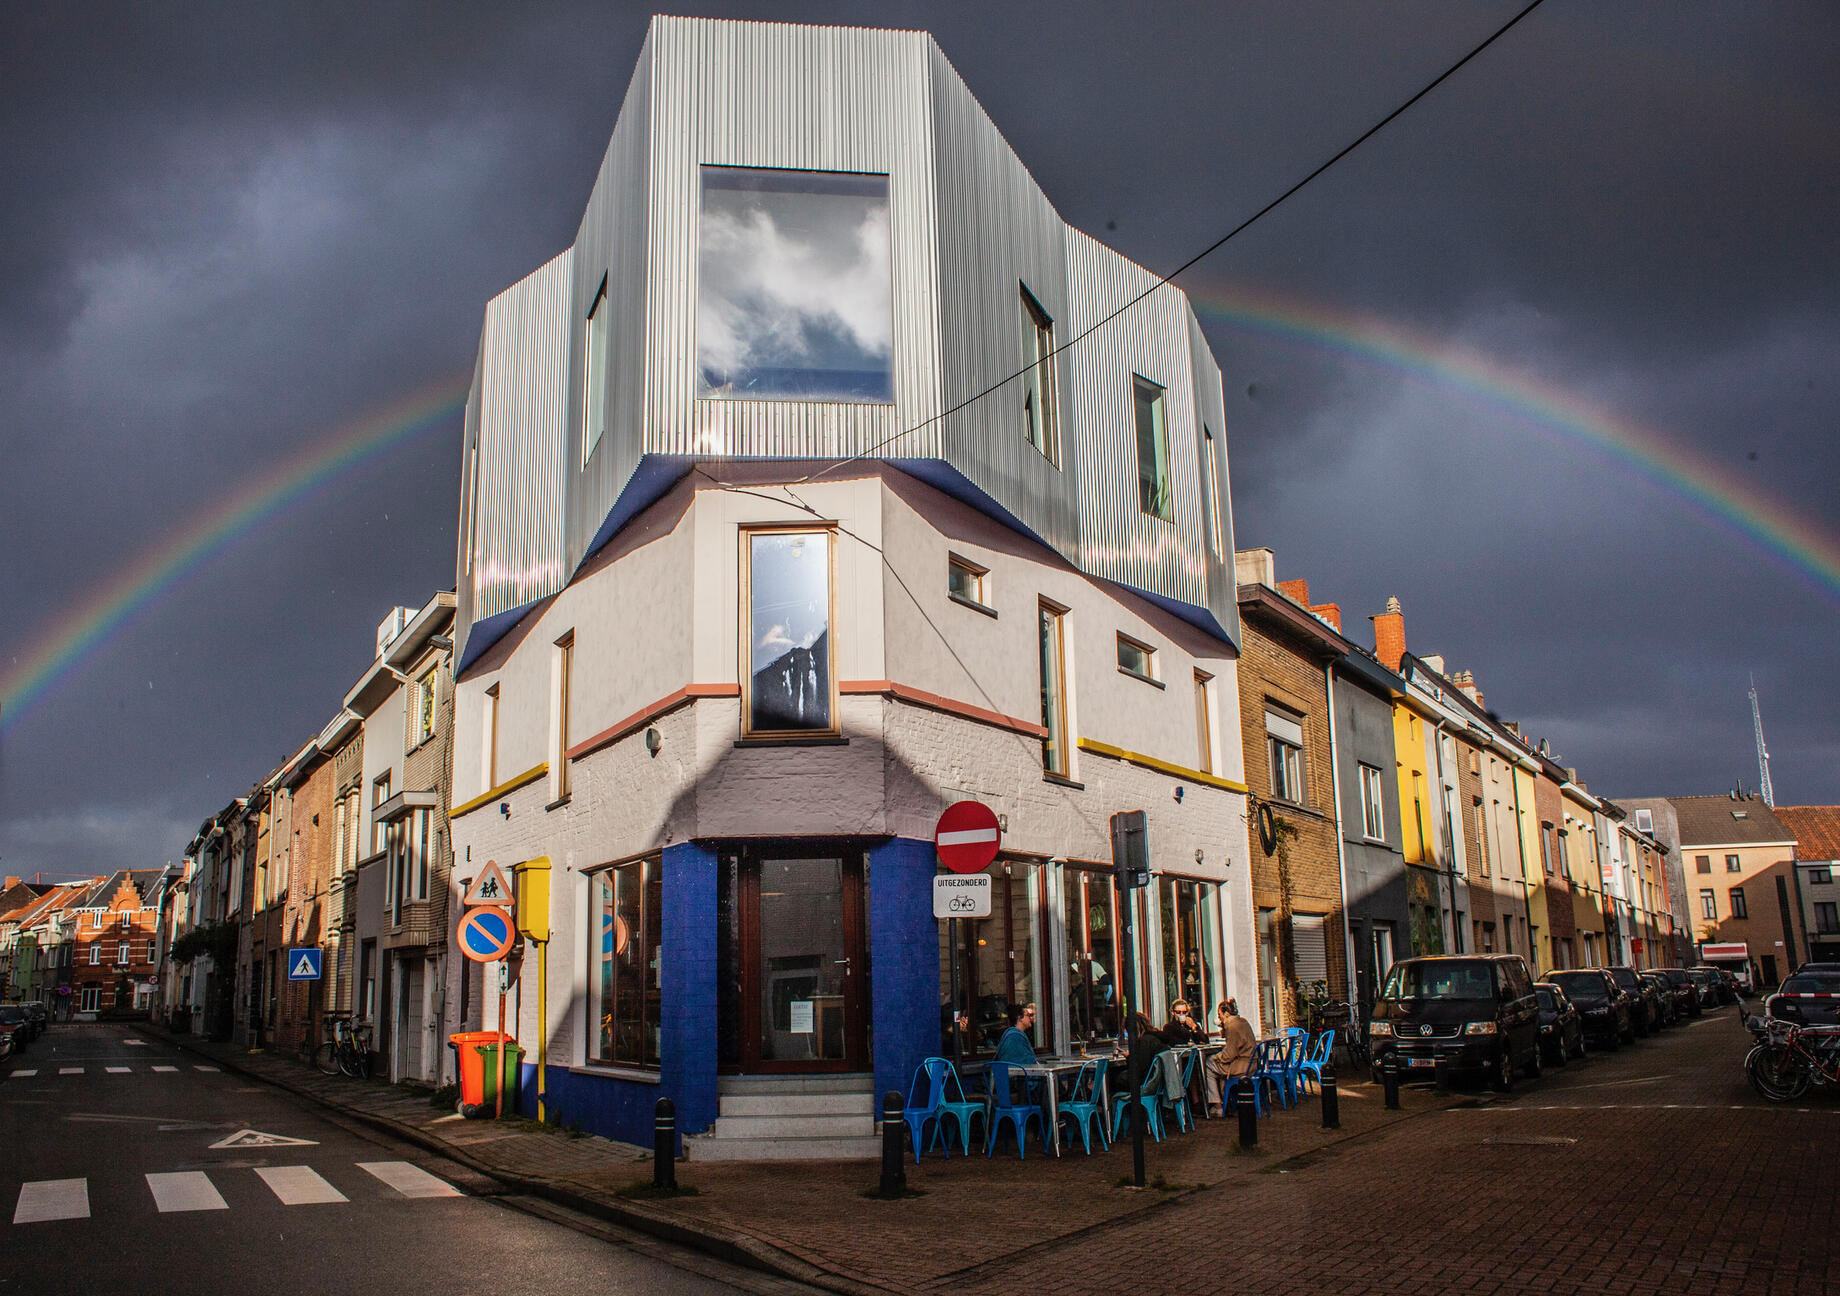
[{"x1": 448, "y1": 1030, "x2": 516, "y2": 1118}]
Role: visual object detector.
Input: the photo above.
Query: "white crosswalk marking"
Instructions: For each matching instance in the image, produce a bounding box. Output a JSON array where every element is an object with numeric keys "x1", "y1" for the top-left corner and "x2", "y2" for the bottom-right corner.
[
  {"x1": 358, "y1": 1161, "x2": 461, "y2": 1199},
  {"x1": 15, "y1": 1179, "x2": 89, "y2": 1224},
  {"x1": 123, "y1": 1039, "x2": 149, "y2": 1046},
  {"x1": 256, "y1": 1166, "x2": 347, "y2": 1205},
  {"x1": 8, "y1": 1069, "x2": 37, "y2": 1078},
  {"x1": 58, "y1": 1067, "x2": 83, "y2": 1075},
  {"x1": 194, "y1": 1065, "x2": 219, "y2": 1073},
  {"x1": 105, "y1": 1066, "x2": 131, "y2": 1074},
  {"x1": 152, "y1": 1065, "x2": 178, "y2": 1073},
  {"x1": 146, "y1": 1171, "x2": 227, "y2": 1213}
]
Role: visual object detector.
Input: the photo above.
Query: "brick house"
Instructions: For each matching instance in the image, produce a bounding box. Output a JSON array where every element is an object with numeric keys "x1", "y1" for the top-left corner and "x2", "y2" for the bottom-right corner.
[
  {"x1": 1234, "y1": 551, "x2": 1353, "y2": 1032},
  {"x1": 65, "y1": 870, "x2": 172, "y2": 1015},
  {"x1": 1670, "y1": 794, "x2": 1805, "y2": 987},
  {"x1": 1774, "y1": 804, "x2": 1840, "y2": 964}
]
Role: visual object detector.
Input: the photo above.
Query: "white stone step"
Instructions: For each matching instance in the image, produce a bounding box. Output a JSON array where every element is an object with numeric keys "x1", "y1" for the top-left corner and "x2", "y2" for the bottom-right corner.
[
  {"x1": 717, "y1": 1091, "x2": 876, "y2": 1118},
  {"x1": 716, "y1": 1074, "x2": 874, "y2": 1096},
  {"x1": 709, "y1": 1113, "x2": 876, "y2": 1140},
  {"x1": 686, "y1": 1134, "x2": 882, "y2": 1162}
]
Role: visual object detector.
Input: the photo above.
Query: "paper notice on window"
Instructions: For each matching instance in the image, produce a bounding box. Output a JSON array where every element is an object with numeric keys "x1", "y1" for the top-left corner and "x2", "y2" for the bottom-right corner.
[{"x1": 789, "y1": 1000, "x2": 814, "y2": 1034}]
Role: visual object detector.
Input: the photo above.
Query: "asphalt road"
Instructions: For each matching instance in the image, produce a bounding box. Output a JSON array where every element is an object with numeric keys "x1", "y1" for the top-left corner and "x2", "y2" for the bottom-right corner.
[{"x1": 0, "y1": 1024, "x2": 814, "y2": 1296}]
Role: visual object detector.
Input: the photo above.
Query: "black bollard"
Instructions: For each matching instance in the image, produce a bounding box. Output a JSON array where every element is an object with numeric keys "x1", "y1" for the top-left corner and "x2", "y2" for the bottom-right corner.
[
  {"x1": 1434, "y1": 1057, "x2": 1450, "y2": 1095},
  {"x1": 1237, "y1": 1087, "x2": 1259, "y2": 1148},
  {"x1": 879, "y1": 1090, "x2": 907, "y2": 1196},
  {"x1": 653, "y1": 1096, "x2": 677, "y2": 1191},
  {"x1": 1382, "y1": 1056, "x2": 1401, "y2": 1110},
  {"x1": 1320, "y1": 1063, "x2": 1340, "y2": 1130}
]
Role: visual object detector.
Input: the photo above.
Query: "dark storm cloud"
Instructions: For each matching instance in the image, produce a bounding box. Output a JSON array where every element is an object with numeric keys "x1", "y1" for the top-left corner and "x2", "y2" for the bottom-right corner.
[{"x1": 2, "y1": 1, "x2": 1836, "y2": 878}]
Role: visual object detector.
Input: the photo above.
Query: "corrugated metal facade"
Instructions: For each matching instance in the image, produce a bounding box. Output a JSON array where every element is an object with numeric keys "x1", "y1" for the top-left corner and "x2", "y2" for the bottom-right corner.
[{"x1": 457, "y1": 15, "x2": 1240, "y2": 666}]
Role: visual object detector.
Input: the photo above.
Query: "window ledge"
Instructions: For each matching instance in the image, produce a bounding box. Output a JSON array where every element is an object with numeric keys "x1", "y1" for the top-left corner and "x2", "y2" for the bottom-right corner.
[
  {"x1": 545, "y1": 795, "x2": 572, "y2": 813},
  {"x1": 1042, "y1": 771, "x2": 1085, "y2": 791},
  {"x1": 570, "y1": 1062, "x2": 662, "y2": 1084},
  {"x1": 734, "y1": 735, "x2": 849, "y2": 748},
  {"x1": 947, "y1": 591, "x2": 999, "y2": 619},
  {"x1": 1117, "y1": 667, "x2": 1164, "y2": 689}
]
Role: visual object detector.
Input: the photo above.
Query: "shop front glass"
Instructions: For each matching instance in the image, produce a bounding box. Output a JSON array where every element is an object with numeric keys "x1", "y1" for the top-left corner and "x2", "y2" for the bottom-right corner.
[
  {"x1": 1063, "y1": 867, "x2": 1121, "y2": 1046},
  {"x1": 1158, "y1": 875, "x2": 1220, "y2": 1015},
  {"x1": 937, "y1": 859, "x2": 1049, "y2": 1057}
]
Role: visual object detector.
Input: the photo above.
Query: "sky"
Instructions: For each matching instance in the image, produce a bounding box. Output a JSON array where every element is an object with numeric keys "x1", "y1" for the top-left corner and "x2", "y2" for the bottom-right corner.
[{"x1": 2, "y1": 1, "x2": 1837, "y2": 881}]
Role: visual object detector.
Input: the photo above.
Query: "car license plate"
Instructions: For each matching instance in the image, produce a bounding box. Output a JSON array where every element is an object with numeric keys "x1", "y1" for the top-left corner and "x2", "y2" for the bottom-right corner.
[{"x1": 1405, "y1": 1057, "x2": 1436, "y2": 1068}]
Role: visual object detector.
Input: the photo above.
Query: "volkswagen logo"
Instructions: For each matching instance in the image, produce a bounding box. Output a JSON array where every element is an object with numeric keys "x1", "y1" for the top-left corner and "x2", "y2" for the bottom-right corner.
[{"x1": 1419, "y1": 1024, "x2": 1434, "y2": 1036}]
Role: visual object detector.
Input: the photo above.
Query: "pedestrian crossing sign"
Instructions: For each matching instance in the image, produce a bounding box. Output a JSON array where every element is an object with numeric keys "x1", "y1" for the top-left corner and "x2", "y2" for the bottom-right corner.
[
  {"x1": 286, "y1": 948, "x2": 323, "y2": 981},
  {"x1": 462, "y1": 859, "x2": 514, "y2": 908}
]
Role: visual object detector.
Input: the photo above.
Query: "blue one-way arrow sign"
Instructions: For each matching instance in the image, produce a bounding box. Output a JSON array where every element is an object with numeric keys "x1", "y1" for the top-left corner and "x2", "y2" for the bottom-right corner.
[{"x1": 286, "y1": 948, "x2": 323, "y2": 981}]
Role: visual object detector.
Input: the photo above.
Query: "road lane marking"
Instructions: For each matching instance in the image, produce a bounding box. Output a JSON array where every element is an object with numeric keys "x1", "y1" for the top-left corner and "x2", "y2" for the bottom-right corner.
[
  {"x1": 152, "y1": 1065, "x2": 178, "y2": 1073},
  {"x1": 105, "y1": 1067, "x2": 131, "y2": 1074},
  {"x1": 14, "y1": 1180, "x2": 89, "y2": 1224},
  {"x1": 146, "y1": 1171, "x2": 227, "y2": 1213},
  {"x1": 358, "y1": 1161, "x2": 461, "y2": 1198},
  {"x1": 123, "y1": 1039, "x2": 149, "y2": 1046},
  {"x1": 193, "y1": 1065, "x2": 219, "y2": 1073},
  {"x1": 256, "y1": 1166, "x2": 348, "y2": 1205},
  {"x1": 58, "y1": 1068, "x2": 83, "y2": 1075},
  {"x1": 8, "y1": 1069, "x2": 37, "y2": 1078}
]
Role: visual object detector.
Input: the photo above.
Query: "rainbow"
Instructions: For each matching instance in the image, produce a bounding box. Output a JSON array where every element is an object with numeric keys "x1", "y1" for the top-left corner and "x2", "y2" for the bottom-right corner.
[
  {"x1": 1191, "y1": 285, "x2": 1840, "y2": 602},
  {"x1": 0, "y1": 376, "x2": 469, "y2": 735}
]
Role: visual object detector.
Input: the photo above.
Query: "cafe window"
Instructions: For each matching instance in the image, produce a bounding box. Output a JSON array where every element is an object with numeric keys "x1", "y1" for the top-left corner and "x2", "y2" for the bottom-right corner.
[
  {"x1": 937, "y1": 860, "x2": 1050, "y2": 1057},
  {"x1": 1157, "y1": 876, "x2": 1220, "y2": 1017},
  {"x1": 742, "y1": 527, "x2": 837, "y2": 738},
  {"x1": 589, "y1": 857, "x2": 663, "y2": 1068},
  {"x1": 1063, "y1": 867, "x2": 1121, "y2": 1045}
]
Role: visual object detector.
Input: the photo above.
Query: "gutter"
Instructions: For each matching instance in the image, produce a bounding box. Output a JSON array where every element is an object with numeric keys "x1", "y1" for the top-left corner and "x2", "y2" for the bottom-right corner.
[{"x1": 1324, "y1": 660, "x2": 1359, "y2": 1004}]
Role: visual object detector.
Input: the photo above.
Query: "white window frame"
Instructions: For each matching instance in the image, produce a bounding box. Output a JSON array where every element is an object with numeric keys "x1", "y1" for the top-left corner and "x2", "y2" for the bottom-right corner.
[
  {"x1": 1359, "y1": 764, "x2": 1386, "y2": 840},
  {"x1": 1700, "y1": 888, "x2": 1717, "y2": 920},
  {"x1": 1265, "y1": 709, "x2": 1305, "y2": 804},
  {"x1": 118, "y1": 941, "x2": 130, "y2": 965},
  {"x1": 90, "y1": 944, "x2": 101, "y2": 965}
]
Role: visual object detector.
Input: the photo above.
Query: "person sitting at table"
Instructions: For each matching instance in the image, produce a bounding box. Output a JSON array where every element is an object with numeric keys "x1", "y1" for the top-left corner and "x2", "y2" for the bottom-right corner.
[
  {"x1": 1123, "y1": 1010, "x2": 1172, "y2": 1092},
  {"x1": 1162, "y1": 999, "x2": 1205, "y2": 1044},
  {"x1": 994, "y1": 1002, "x2": 1039, "y2": 1066},
  {"x1": 1206, "y1": 998, "x2": 1257, "y2": 1113}
]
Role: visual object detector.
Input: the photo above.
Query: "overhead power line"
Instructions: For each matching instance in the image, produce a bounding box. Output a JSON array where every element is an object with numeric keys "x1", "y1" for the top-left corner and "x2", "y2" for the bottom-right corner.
[{"x1": 798, "y1": 0, "x2": 1547, "y2": 486}]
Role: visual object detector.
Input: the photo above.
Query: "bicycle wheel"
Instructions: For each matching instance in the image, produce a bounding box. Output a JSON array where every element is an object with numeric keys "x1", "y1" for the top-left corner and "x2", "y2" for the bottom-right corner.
[
  {"x1": 338, "y1": 1043, "x2": 364, "y2": 1078},
  {"x1": 1747, "y1": 1044, "x2": 1808, "y2": 1102},
  {"x1": 313, "y1": 1041, "x2": 340, "y2": 1076}
]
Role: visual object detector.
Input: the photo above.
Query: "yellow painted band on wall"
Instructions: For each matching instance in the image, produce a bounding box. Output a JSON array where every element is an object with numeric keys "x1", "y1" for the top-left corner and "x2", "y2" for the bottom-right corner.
[
  {"x1": 1075, "y1": 738, "x2": 1249, "y2": 795},
  {"x1": 448, "y1": 763, "x2": 549, "y2": 820}
]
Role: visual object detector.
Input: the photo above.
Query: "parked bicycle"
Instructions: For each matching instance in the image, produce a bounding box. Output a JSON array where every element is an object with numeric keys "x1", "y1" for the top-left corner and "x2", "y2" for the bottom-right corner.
[
  {"x1": 313, "y1": 1015, "x2": 374, "y2": 1079},
  {"x1": 1307, "y1": 1000, "x2": 1370, "y2": 1073},
  {"x1": 1742, "y1": 1008, "x2": 1840, "y2": 1102}
]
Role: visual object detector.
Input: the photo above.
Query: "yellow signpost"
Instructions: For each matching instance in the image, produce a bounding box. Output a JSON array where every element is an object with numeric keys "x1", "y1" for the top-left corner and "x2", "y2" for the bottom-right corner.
[{"x1": 513, "y1": 857, "x2": 552, "y2": 1121}]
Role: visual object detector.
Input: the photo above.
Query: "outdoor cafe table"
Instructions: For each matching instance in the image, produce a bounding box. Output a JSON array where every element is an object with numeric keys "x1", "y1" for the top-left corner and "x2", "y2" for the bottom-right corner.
[{"x1": 1017, "y1": 1058, "x2": 1109, "y2": 1157}]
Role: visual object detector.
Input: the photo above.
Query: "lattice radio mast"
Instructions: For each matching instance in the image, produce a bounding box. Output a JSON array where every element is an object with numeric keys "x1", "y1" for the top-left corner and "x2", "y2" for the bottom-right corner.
[{"x1": 1750, "y1": 676, "x2": 1774, "y2": 808}]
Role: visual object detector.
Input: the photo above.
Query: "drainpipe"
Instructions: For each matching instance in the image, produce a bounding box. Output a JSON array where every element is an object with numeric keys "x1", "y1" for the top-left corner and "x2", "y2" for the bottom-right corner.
[
  {"x1": 1430, "y1": 719, "x2": 1463, "y2": 953},
  {"x1": 1510, "y1": 766, "x2": 1538, "y2": 973},
  {"x1": 1324, "y1": 661, "x2": 1358, "y2": 1003}
]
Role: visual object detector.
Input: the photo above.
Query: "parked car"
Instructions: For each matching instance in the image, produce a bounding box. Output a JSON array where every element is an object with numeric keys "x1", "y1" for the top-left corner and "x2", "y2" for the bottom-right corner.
[
  {"x1": 1655, "y1": 967, "x2": 1702, "y2": 1018},
  {"x1": 1534, "y1": 981, "x2": 1586, "y2": 1066},
  {"x1": 19, "y1": 1002, "x2": 48, "y2": 1038},
  {"x1": 1690, "y1": 966, "x2": 1736, "y2": 1005},
  {"x1": 1765, "y1": 969, "x2": 1840, "y2": 1028},
  {"x1": 1640, "y1": 972, "x2": 1680, "y2": 1026},
  {"x1": 1368, "y1": 954, "x2": 1543, "y2": 1091},
  {"x1": 1608, "y1": 966, "x2": 1658, "y2": 1036},
  {"x1": 1546, "y1": 969, "x2": 1634, "y2": 1048},
  {"x1": 0, "y1": 1005, "x2": 31, "y2": 1054},
  {"x1": 1686, "y1": 968, "x2": 1721, "y2": 1009}
]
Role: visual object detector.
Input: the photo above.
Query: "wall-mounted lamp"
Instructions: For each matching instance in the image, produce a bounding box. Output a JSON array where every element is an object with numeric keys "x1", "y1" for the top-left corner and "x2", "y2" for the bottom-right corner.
[
  {"x1": 644, "y1": 727, "x2": 662, "y2": 757},
  {"x1": 499, "y1": 802, "x2": 510, "y2": 819},
  {"x1": 998, "y1": 813, "x2": 1008, "y2": 832},
  {"x1": 1173, "y1": 786, "x2": 1185, "y2": 803},
  {"x1": 1194, "y1": 848, "x2": 1205, "y2": 864}
]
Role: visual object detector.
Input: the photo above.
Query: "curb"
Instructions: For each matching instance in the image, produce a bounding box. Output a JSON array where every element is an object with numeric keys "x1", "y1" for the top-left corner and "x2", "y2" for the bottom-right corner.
[{"x1": 149, "y1": 1025, "x2": 887, "y2": 1296}]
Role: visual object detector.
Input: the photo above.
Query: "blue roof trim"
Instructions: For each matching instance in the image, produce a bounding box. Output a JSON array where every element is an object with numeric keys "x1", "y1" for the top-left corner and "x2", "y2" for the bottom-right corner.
[
  {"x1": 890, "y1": 457, "x2": 1235, "y2": 648},
  {"x1": 581, "y1": 454, "x2": 695, "y2": 565},
  {"x1": 457, "y1": 601, "x2": 533, "y2": 674}
]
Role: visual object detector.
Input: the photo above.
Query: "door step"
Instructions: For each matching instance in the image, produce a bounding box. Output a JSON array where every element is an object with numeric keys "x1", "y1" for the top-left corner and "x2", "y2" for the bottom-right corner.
[{"x1": 688, "y1": 1074, "x2": 884, "y2": 1161}]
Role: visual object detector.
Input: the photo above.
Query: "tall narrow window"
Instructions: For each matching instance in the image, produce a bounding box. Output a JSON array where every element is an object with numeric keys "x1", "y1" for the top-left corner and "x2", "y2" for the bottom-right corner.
[
  {"x1": 413, "y1": 669, "x2": 437, "y2": 745},
  {"x1": 583, "y1": 280, "x2": 607, "y2": 465},
  {"x1": 1133, "y1": 376, "x2": 1172, "y2": 521},
  {"x1": 1193, "y1": 671, "x2": 1214, "y2": 774},
  {"x1": 414, "y1": 808, "x2": 432, "y2": 902},
  {"x1": 555, "y1": 633, "x2": 574, "y2": 798},
  {"x1": 1360, "y1": 765, "x2": 1385, "y2": 839},
  {"x1": 1265, "y1": 709, "x2": 1304, "y2": 803},
  {"x1": 1038, "y1": 602, "x2": 1069, "y2": 775},
  {"x1": 1474, "y1": 799, "x2": 1490, "y2": 876},
  {"x1": 589, "y1": 857, "x2": 663, "y2": 1068},
  {"x1": 1729, "y1": 886, "x2": 1747, "y2": 919},
  {"x1": 483, "y1": 686, "x2": 499, "y2": 792},
  {"x1": 743, "y1": 528, "x2": 836, "y2": 738},
  {"x1": 371, "y1": 774, "x2": 390, "y2": 855},
  {"x1": 1700, "y1": 888, "x2": 1717, "y2": 920},
  {"x1": 464, "y1": 442, "x2": 479, "y2": 578},
  {"x1": 1019, "y1": 285, "x2": 1058, "y2": 464},
  {"x1": 1201, "y1": 425, "x2": 1224, "y2": 557}
]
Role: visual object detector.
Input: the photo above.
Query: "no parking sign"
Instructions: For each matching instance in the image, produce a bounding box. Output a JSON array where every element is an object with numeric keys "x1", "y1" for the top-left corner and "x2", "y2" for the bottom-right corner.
[{"x1": 458, "y1": 907, "x2": 517, "y2": 962}]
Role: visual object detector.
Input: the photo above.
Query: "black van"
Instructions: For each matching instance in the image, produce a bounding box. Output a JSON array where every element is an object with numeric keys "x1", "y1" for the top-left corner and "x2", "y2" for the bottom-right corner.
[{"x1": 1368, "y1": 954, "x2": 1542, "y2": 1091}]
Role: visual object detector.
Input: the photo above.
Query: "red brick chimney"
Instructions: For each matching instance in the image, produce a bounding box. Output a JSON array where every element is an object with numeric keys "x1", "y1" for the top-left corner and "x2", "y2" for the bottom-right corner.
[
  {"x1": 1452, "y1": 670, "x2": 1485, "y2": 709},
  {"x1": 1372, "y1": 596, "x2": 1406, "y2": 672},
  {"x1": 1277, "y1": 579, "x2": 1310, "y2": 605},
  {"x1": 2, "y1": 876, "x2": 18, "y2": 891},
  {"x1": 1310, "y1": 602, "x2": 1343, "y2": 632}
]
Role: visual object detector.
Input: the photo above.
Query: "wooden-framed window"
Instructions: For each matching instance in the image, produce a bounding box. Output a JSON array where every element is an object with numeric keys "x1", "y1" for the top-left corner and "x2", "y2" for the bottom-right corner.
[
  {"x1": 555, "y1": 632, "x2": 575, "y2": 798},
  {"x1": 947, "y1": 554, "x2": 991, "y2": 612},
  {"x1": 741, "y1": 526, "x2": 838, "y2": 739},
  {"x1": 1038, "y1": 601, "x2": 1070, "y2": 775},
  {"x1": 1063, "y1": 866, "x2": 1120, "y2": 1044},
  {"x1": 412, "y1": 668, "x2": 438, "y2": 746},
  {"x1": 1193, "y1": 671, "x2": 1215, "y2": 775},
  {"x1": 483, "y1": 685, "x2": 500, "y2": 792},
  {"x1": 1116, "y1": 633, "x2": 1157, "y2": 684}
]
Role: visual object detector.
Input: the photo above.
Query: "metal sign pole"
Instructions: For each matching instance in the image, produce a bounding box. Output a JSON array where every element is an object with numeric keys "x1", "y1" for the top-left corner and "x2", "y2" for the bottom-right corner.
[
  {"x1": 948, "y1": 915, "x2": 963, "y2": 1075},
  {"x1": 494, "y1": 961, "x2": 507, "y2": 1121},
  {"x1": 1119, "y1": 877, "x2": 1145, "y2": 1188}
]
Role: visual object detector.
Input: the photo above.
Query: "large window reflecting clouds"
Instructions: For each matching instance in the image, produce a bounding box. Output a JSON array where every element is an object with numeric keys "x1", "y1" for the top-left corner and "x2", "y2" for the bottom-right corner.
[
  {"x1": 746, "y1": 529, "x2": 834, "y2": 736},
  {"x1": 699, "y1": 167, "x2": 893, "y2": 402}
]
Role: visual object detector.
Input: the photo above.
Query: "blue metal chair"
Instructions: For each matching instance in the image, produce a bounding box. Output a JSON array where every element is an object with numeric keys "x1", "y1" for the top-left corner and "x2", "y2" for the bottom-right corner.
[
  {"x1": 1249, "y1": 1038, "x2": 1294, "y2": 1110},
  {"x1": 1057, "y1": 1060, "x2": 1110, "y2": 1154},
  {"x1": 1160, "y1": 1047, "x2": 1199, "y2": 1133},
  {"x1": 903, "y1": 1057, "x2": 984, "y2": 1158},
  {"x1": 1219, "y1": 1053, "x2": 1266, "y2": 1118},
  {"x1": 985, "y1": 1060, "x2": 1048, "y2": 1158},
  {"x1": 1108, "y1": 1052, "x2": 1167, "y2": 1143},
  {"x1": 1298, "y1": 1030, "x2": 1335, "y2": 1095}
]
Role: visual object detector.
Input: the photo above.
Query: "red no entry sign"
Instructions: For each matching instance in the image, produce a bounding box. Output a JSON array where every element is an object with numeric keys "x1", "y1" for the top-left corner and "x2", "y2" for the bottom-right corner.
[{"x1": 935, "y1": 800, "x2": 1001, "y2": 874}]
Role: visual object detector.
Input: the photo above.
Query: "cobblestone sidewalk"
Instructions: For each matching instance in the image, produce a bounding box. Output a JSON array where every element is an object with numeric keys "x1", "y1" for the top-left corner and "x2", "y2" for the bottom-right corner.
[{"x1": 151, "y1": 1023, "x2": 1469, "y2": 1296}]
